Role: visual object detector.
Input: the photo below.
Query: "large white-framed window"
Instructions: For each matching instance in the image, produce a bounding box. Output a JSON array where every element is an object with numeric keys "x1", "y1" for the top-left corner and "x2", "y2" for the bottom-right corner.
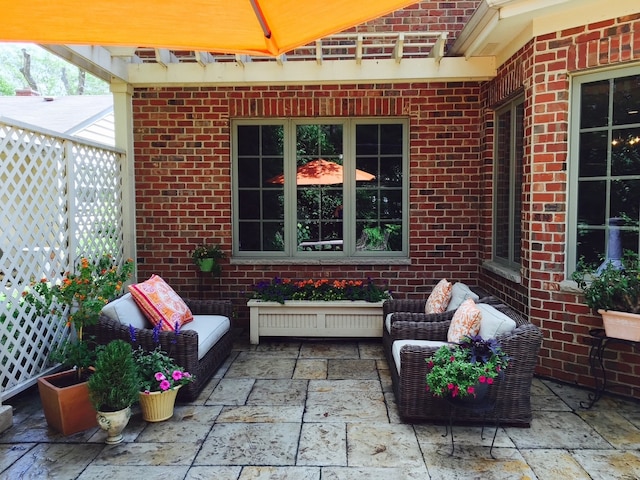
[
  {"x1": 493, "y1": 96, "x2": 524, "y2": 269},
  {"x1": 568, "y1": 65, "x2": 640, "y2": 272},
  {"x1": 232, "y1": 118, "x2": 408, "y2": 258}
]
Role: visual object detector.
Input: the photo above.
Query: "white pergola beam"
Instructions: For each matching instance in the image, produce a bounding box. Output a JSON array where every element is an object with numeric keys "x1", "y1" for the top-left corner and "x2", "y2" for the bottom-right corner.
[
  {"x1": 125, "y1": 56, "x2": 496, "y2": 87},
  {"x1": 40, "y1": 45, "x2": 130, "y2": 83}
]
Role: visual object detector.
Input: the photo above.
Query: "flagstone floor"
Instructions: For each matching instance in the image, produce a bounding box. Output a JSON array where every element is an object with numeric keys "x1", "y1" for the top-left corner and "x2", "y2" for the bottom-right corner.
[{"x1": 2, "y1": 337, "x2": 640, "y2": 480}]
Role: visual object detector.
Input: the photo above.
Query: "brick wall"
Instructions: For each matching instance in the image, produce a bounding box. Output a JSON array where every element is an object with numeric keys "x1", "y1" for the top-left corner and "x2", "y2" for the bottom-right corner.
[
  {"x1": 482, "y1": 13, "x2": 640, "y2": 397},
  {"x1": 132, "y1": 82, "x2": 483, "y2": 326}
]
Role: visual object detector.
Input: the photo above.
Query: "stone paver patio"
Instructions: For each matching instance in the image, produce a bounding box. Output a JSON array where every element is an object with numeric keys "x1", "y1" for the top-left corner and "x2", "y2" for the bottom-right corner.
[{"x1": 2, "y1": 337, "x2": 640, "y2": 479}]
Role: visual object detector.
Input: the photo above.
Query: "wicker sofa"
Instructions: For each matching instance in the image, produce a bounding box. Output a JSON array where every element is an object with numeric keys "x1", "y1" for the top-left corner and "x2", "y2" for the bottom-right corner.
[
  {"x1": 383, "y1": 298, "x2": 542, "y2": 426},
  {"x1": 86, "y1": 294, "x2": 234, "y2": 401}
]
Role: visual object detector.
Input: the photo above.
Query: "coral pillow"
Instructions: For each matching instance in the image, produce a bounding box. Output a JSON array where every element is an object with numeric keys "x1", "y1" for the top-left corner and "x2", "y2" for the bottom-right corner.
[
  {"x1": 129, "y1": 275, "x2": 193, "y2": 331},
  {"x1": 425, "y1": 279, "x2": 452, "y2": 314},
  {"x1": 447, "y1": 298, "x2": 481, "y2": 343}
]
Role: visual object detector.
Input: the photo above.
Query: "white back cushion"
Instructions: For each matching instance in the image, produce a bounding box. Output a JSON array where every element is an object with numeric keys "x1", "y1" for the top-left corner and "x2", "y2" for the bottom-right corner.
[
  {"x1": 101, "y1": 293, "x2": 150, "y2": 329},
  {"x1": 446, "y1": 282, "x2": 480, "y2": 311},
  {"x1": 477, "y1": 303, "x2": 517, "y2": 339}
]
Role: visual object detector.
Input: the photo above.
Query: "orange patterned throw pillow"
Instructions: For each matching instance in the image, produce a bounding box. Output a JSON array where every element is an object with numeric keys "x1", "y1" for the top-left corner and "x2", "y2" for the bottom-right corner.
[
  {"x1": 447, "y1": 298, "x2": 481, "y2": 343},
  {"x1": 425, "y1": 279, "x2": 452, "y2": 314},
  {"x1": 129, "y1": 275, "x2": 194, "y2": 331}
]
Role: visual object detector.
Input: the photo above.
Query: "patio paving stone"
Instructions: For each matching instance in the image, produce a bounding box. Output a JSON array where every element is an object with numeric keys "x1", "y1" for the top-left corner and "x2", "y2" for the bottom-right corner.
[
  {"x1": 246, "y1": 379, "x2": 308, "y2": 405},
  {"x1": 206, "y1": 378, "x2": 255, "y2": 405},
  {"x1": 293, "y1": 359, "x2": 328, "y2": 379},
  {"x1": 297, "y1": 422, "x2": 347, "y2": 466},
  {"x1": 195, "y1": 422, "x2": 301, "y2": 466},
  {"x1": 4, "y1": 338, "x2": 640, "y2": 479}
]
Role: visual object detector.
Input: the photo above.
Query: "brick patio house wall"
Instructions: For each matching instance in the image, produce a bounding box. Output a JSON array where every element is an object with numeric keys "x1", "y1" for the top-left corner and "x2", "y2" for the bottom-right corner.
[
  {"x1": 131, "y1": 9, "x2": 640, "y2": 399},
  {"x1": 480, "y1": 13, "x2": 640, "y2": 397}
]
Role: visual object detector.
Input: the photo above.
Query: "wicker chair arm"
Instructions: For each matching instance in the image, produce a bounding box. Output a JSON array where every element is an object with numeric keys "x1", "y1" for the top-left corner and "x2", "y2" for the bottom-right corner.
[{"x1": 383, "y1": 299, "x2": 427, "y2": 315}]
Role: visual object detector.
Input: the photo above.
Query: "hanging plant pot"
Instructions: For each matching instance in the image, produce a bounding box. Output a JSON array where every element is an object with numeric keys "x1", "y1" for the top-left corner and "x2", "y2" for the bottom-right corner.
[
  {"x1": 197, "y1": 258, "x2": 215, "y2": 272},
  {"x1": 598, "y1": 309, "x2": 640, "y2": 341},
  {"x1": 138, "y1": 386, "x2": 181, "y2": 422}
]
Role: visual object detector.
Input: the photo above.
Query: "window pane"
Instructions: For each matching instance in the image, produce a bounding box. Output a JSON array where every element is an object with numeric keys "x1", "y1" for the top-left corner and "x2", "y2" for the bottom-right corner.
[
  {"x1": 237, "y1": 124, "x2": 284, "y2": 252},
  {"x1": 576, "y1": 228, "x2": 605, "y2": 265},
  {"x1": 611, "y1": 179, "x2": 640, "y2": 222},
  {"x1": 577, "y1": 180, "x2": 606, "y2": 225},
  {"x1": 579, "y1": 131, "x2": 608, "y2": 177},
  {"x1": 611, "y1": 128, "x2": 640, "y2": 176},
  {"x1": 613, "y1": 75, "x2": 640, "y2": 126},
  {"x1": 580, "y1": 79, "x2": 609, "y2": 129},
  {"x1": 495, "y1": 108, "x2": 511, "y2": 261}
]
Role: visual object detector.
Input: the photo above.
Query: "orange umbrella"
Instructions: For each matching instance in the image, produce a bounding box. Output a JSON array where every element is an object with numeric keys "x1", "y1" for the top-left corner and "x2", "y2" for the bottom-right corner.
[
  {"x1": 267, "y1": 158, "x2": 375, "y2": 185},
  {"x1": 0, "y1": 0, "x2": 418, "y2": 57}
]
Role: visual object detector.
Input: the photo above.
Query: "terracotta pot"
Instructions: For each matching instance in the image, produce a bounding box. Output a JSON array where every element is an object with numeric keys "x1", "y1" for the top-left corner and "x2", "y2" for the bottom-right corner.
[
  {"x1": 96, "y1": 406, "x2": 131, "y2": 444},
  {"x1": 37, "y1": 369, "x2": 97, "y2": 435},
  {"x1": 138, "y1": 386, "x2": 181, "y2": 422},
  {"x1": 598, "y1": 309, "x2": 640, "y2": 341}
]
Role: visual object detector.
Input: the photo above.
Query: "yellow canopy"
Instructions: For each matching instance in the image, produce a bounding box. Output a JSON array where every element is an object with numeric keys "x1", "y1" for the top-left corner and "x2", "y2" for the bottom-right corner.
[{"x1": 1, "y1": 0, "x2": 418, "y2": 56}]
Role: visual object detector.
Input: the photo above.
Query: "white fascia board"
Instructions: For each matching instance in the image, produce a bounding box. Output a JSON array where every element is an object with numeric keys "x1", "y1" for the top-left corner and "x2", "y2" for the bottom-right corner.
[
  {"x1": 125, "y1": 56, "x2": 497, "y2": 87},
  {"x1": 40, "y1": 45, "x2": 130, "y2": 83}
]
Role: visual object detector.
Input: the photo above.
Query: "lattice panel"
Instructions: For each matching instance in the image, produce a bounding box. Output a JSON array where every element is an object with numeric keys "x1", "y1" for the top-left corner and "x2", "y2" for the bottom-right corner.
[{"x1": 0, "y1": 121, "x2": 126, "y2": 399}]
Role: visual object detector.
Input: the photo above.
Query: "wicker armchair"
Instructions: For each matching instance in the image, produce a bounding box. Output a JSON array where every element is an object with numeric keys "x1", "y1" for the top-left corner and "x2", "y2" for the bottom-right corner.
[
  {"x1": 382, "y1": 285, "x2": 495, "y2": 366},
  {"x1": 86, "y1": 298, "x2": 234, "y2": 401},
  {"x1": 385, "y1": 302, "x2": 542, "y2": 426}
]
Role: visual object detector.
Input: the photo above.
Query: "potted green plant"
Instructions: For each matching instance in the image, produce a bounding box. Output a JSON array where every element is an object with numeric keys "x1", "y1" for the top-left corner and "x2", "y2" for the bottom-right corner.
[
  {"x1": 88, "y1": 340, "x2": 140, "y2": 444},
  {"x1": 190, "y1": 243, "x2": 225, "y2": 275},
  {"x1": 132, "y1": 324, "x2": 195, "y2": 422},
  {"x1": 21, "y1": 254, "x2": 134, "y2": 435},
  {"x1": 425, "y1": 335, "x2": 509, "y2": 402},
  {"x1": 572, "y1": 250, "x2": 640, "y2": 340}
]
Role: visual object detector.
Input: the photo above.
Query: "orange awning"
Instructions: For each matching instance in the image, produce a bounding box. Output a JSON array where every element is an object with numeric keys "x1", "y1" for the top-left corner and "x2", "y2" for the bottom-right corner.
[{"x1": 0, "y1": 0, "x2": 418, "y2": 57}]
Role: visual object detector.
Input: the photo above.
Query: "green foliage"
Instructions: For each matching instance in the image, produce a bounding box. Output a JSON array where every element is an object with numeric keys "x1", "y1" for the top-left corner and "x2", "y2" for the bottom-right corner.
[
  {"x1": 0, "y1": 44, "x2": 109, "y2": 96},
  {"x1": 425, "y1": 336, "x2": 509, "y2": 399},
  {"x1": 88, "y1": 340, "x2": 140, "y2": 411},
  {"x1": 19, "y1": 255, "x2": 134, "y2": 373},
  {"x1": 190, "y1": 243, "x2": 225, "y2": 276},
  {"x1": 572, "y1": 251, "x2": 640, "y2": 313},
  {"x1": 251, "y1": 277, "x2": 391, "y2": 304}
]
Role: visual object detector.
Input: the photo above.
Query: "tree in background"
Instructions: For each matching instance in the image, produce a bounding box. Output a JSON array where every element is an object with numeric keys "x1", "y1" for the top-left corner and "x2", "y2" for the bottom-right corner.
[{"x1": 0, "y1": 44, "x2": 108, "y2": 96}]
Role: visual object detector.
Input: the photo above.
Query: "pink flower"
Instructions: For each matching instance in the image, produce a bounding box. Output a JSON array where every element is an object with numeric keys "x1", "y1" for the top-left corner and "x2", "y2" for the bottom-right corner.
[
  {"x1": 159, "y1": 379, "x2": 171, "y2": 391},
  {"x1": 487, "y1": 377, "x2": 494, "y2": 385},
  {"x1": 155, "y1": 372, "x2": 166, "y2": 381},
  {"x1": 449, "y1": 356, "x2": 455, "y2": 362},
  {"x1": 478, "y1": 375, "x2": 487, "y2": 383},
  {"x1": 427, "y1": 361, "x2": 434, "y2": 369},
  {"x1": 183, "y1": 372, "x2": 191, "y2": 378},
  {"x1": 467, "y1": 385, "x2": 475, "y2": 395},
  {"x1": 143, "y1": 390, "x2": 150, "y2": 395},
  {"x1": 172, "y1": 370, "x2": 183, "y2": 381}
]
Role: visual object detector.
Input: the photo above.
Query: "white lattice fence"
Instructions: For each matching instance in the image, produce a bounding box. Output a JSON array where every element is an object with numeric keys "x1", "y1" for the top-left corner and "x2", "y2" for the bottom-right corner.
[{"x1": 0, "y1": 120, "x2": 126, "y2": 400}]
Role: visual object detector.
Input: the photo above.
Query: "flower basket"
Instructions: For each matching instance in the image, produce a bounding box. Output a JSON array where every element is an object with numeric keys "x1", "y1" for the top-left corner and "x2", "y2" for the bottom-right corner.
[
  {"x1": 599, "y1": 309, "x2": 640, "y2": 341},
  {"x1": 138, "y1": 385, "x2": 181, "y2": 422}
]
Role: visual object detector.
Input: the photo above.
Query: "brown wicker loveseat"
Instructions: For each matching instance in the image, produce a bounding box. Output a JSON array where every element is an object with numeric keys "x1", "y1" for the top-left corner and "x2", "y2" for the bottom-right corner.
[
  {"x1": 383, "y1": 299, "x2": 542, "y2": 426},
  {"x1": 86, "y1": 296, "x2": 234, "y2": 401}
]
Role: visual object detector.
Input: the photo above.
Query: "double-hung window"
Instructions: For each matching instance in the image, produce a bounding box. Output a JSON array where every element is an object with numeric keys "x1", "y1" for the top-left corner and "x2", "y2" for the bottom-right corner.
[
  {"x1": 569, "y1": 66, "x2": 640, "y2": 271},
  {"x1": 493, "y1": 96, "x2": 524, "y2": 269},
  {"x1": 233, "y1": 119, "x2": 407, "y2": 258}
]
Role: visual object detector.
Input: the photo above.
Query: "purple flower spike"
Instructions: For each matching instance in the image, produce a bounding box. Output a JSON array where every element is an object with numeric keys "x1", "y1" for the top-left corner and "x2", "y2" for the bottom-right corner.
[
  {"x1": 128, "y1": 324, "x2": 137, "y2": 343},
  {"x1": 152, "y1": 323, "x2": 161, "y2": 344}
]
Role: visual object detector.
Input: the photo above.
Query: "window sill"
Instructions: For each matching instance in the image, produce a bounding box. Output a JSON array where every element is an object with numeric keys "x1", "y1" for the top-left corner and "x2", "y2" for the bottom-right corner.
[
  {"x1": 482, "y1": 261, "x2": 521, "y2": 284},
  {"x1": 231, "y1": 257, "x2": 411, "y2": 266}
]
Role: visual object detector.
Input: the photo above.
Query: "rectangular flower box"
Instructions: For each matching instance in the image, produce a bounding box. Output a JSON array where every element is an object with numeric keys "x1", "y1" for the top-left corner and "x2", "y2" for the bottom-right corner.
[{"x1": 247, "y1": 299, "x2": 385, "y2": 344}]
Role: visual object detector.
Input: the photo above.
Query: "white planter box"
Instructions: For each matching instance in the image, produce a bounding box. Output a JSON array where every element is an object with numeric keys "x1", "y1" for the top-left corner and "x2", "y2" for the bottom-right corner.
[{"x1": 247, "y1": 299, "x2": 385, "y2": 344}]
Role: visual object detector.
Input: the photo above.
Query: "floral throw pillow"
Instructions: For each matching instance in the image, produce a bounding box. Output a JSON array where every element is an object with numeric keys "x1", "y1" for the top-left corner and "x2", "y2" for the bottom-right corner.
[
  {"x1": 447, "y1": 298, "x2": 481, "y2": 343},
  {"x1": 129, "y1": 275, "x2": 193, "y2": 331},
  {"x1": 425, "y1": 279, "x2": 452, "y2": 314}
]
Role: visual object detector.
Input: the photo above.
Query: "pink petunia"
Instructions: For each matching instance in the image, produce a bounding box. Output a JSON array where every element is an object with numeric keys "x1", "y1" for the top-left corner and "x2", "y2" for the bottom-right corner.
[
  {"x1": 172, "y1": 370, "x2": 183, "y2": 381},
  {"x1": 487, "y1": 377, "x2": 494, "y2": 384},
  {"x1": 159, "y1": 379, "x2": 171, "y2": 391},
  {"x1": 155, "y1": 372, "x2": 166, "y2": 381},
  {"x1": 467, "y1": 386, "x2": 475, "y2": 395},
  {"x1": 478, "y1": 375, "x2": 487, "y2": 383}
]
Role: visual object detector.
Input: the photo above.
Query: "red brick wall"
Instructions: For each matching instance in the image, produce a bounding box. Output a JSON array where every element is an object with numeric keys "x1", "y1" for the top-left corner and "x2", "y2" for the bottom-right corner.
[
  {"x1": 482, "y1": 13, "x2": 640, "y2": 397},
  {"x1": 132, "y1": 82, "x2": 483, "y2": 325}
]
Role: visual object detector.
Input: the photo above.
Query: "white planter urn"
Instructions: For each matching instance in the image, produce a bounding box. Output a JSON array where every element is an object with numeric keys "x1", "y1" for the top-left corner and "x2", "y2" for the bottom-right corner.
[{"x1": 96, "y1": 406, "x2": 131, "y2": 444}]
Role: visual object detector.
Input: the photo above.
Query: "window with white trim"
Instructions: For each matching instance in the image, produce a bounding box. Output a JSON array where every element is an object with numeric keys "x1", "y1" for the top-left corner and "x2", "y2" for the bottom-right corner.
[
  {"x1": 233, "y1": 119, "x2": 407, "y2": 258},
  {"x1": 493, "y1": 96, "x2": 524, "y2": 268},
  {"x1": 569, "y1": 66, "x2": 640, "y2": 272}
]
